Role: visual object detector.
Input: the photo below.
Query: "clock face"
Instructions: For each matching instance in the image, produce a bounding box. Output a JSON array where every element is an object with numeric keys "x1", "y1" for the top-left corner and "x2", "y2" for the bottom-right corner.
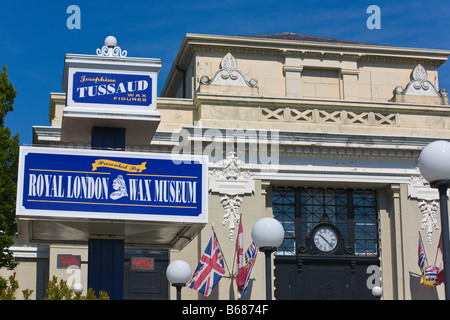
[{"x1": 313, "y1": 226, "x2": 338, "y2": 253}]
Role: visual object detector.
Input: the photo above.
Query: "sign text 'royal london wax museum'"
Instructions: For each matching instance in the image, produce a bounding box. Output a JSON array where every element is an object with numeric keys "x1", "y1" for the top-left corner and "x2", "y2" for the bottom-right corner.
[{"x1": 18, "y1": 147, "x2": 205, "y2": 221}]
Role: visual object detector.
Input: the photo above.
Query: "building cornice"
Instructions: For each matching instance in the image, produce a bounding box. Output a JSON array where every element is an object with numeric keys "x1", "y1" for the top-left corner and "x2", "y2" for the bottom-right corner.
[
  {"x1": 34, "y1": 124, "x2": 439, "y2": 161},
  {"x1": 184, "y1": 33, "x2": 450, "y2": 58},
  {"x1": 151, "y1": 126, "x2": 441, "y2": 162},
  {"x1": 162, "y1": 33, "x2": 450, "y2": 97}
]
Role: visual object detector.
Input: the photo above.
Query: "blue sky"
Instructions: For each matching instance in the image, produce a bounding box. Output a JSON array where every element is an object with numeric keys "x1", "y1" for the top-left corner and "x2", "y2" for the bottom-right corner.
[{"x1": 1, "y1": 0, "x2": 450, "y2": 145}]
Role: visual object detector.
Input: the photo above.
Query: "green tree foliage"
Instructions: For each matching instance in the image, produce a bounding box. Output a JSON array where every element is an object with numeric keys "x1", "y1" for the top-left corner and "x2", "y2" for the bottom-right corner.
[
  {"x1": 0, "y1": 65, "x2": 20, "y2": 273},
  {"x1": 0, "y1": 272, "x2": 32, "y2": 300},
  {"x1": 44, "y1": 276, "x2": 109, "y2": 300},
  {"x1": 0, "y1": 274, "x2": 109, "y2": 300}
]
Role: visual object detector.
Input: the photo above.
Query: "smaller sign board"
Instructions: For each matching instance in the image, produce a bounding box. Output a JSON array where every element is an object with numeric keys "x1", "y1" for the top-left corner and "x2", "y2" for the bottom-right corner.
[
  {"x1": 63, "y1": 54, "x2": 160, "y2": 111},
  {"x1": 130, "y1": 257, "x2": 154, "y2": 271},
  {"x1": 57, "y1": 254, "x2": 81, "y2": 269},
  {"x1": 71, "y1": 71, "x2": 154, "y2": 107}
]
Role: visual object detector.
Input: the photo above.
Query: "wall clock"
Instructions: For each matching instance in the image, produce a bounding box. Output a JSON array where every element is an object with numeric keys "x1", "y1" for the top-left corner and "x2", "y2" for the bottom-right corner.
[{"x1": 312, "y1": 225, "x2": 339, "y2": 253}]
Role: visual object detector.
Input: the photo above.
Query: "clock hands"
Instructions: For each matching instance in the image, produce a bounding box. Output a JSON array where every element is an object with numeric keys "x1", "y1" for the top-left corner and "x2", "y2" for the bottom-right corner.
[
  {"x1": 319, "y1": 234, "x2": 333, "y2": 247},
  {"x1": 313, "y1": 226, "x2": 338, "y2": 252}
]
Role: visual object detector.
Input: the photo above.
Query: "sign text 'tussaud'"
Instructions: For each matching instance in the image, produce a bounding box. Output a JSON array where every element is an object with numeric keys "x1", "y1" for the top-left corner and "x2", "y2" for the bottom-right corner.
[{"x1": 72, "y1": 71, "x2": 153, "y2": 107}]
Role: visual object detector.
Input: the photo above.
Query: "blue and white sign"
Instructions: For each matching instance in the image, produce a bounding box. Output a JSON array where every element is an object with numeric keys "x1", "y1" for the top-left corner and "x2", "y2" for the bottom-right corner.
[
  {"x1": 16, "y1": 147, "x2": 208, "y2": 224},
  {"x1": 64, "y1": 54, "x2": 160, "y2": 110},
  {"x1": 66, "y1": 69, "x2": 158, "y2": 109},
  {"x1": 72, "y1": 71, "x2": 153, "y2": 107}
]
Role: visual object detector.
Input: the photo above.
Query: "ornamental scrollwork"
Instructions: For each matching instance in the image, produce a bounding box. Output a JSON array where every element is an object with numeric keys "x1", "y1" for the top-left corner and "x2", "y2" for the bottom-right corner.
[
  {"x1": 395, "y1": 64, "x2": 446, "y2": 97},
  {"x1": 96, "y1": 45, "x2": 127, "y2": 57},
  {"x1": 201, "y1": 53, "x2": 258, "y2": 88},
  {"x1": 96, "y1": 37, "x2": 128, "y2": 58},
  {"x1": 211, "y1": 152, "x2": 251, "y2": 181},
  {"x1": 220, "y1": 194, "x2": 243, "y2": 241},
  {"x1": 209, "y1": 152, "x2": 254, "y2": 241},
  {"x1": 419, "y1": 200, "x2": 439, "y2": 244}
]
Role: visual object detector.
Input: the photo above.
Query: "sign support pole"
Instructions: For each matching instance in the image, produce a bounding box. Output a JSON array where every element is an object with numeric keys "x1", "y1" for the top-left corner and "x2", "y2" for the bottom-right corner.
[{"x1": 87, "y1": 127, "x2": 126, "y2": 300}]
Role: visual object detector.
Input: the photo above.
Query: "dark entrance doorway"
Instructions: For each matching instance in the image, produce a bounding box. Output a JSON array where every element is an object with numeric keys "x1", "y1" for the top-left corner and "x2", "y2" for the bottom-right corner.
[
  {"x1": 123, "y1": 249, "x2": 169, "y2": 300},
  {"x1": 273, "y1": 187, "x2": 380, "y2": 300}
]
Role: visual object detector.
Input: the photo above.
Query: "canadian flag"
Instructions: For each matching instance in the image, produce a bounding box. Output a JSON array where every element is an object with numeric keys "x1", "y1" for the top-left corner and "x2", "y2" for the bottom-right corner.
[{"x1": 235, "y1": 218, "x2": 246, "y2": 292}]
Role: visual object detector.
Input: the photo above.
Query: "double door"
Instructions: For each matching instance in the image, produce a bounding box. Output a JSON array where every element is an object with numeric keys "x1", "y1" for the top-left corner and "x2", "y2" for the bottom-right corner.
[
  {"x1": 123, "y1": 249, "x2": 169, "y2": 300},
  {"x1": 272, "y1": 187, "x2": 380, "y2": 300},
  {"x1": 275, "y1": 256, "x2": 379, "y2": 300}
]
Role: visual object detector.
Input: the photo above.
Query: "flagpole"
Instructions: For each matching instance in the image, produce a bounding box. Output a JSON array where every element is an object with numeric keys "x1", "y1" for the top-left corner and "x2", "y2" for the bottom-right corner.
[
  {"x1": 212, "y1": 225, "x2": 233, "y2": 279},
  {"x1": 231, "y1": 214, "x2": 243, "y2": 280},
  {"x1": 434, "y1": 233, "x2": 441, "y2": 265}
]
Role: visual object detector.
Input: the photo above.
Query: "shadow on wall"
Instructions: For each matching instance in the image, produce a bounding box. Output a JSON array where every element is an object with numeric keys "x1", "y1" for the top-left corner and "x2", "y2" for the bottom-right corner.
[{"x1": 410, "y1": 272, "x2": 439, "y2": 300}]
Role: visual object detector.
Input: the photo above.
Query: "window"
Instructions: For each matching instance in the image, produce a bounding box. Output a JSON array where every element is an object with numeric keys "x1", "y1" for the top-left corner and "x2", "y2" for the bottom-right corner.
[
  {"x1": 273, "y1": 188, "x2": 296, "y2": 255},
  {"x1": 353, "y1": 190, "x2": 378, "y2": 256},
  {"x1": 273, "y1": 187, "x2": 378, "y2": 257}
]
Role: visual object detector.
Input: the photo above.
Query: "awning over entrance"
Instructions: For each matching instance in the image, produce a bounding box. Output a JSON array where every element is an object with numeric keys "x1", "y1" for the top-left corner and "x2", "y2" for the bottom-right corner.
[{"x1": 17, "y1": 217, "x2": 204, "y2": 250}]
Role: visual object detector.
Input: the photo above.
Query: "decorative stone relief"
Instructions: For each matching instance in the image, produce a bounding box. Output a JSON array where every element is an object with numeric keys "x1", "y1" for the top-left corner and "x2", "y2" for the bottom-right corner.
[
  {"x1": 209, "y1": 152, "x2": 255, "y2": 241},
  {"x1": 408, "y1": 174, "x2": 438, "y2": 201},
  {"x1": 419, "y1": 200, "x2": 439, "y2": 244},
  {"x1": 209, "y1": 152, "x2": 254, "y2": 195},
  {"x1": 260, "y1": 107, "x2": 398, "y2": 126},
  {"x1": 408, "y1": 174, "x2": 441, "y2": 244},
  {"x1": 395, "y1": 64, "x2": 447, "y2": 97},
  {"x1": 220, "y1": 194, "x2": 243, "y2": 241},
  {"x1": 200, "y1": 53, "x2": 258, "y2": 88}
]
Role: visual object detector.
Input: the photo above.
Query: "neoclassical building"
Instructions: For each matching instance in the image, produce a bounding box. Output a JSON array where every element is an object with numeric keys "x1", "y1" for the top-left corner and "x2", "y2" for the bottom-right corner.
[{"x1": 5, "y1": 32, "x2": 450, "y2": 300}]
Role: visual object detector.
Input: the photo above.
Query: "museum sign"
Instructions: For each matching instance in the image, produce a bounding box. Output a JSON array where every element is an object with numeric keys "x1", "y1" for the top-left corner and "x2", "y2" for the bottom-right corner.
[{"x1": 16, "y1": 147, "x2": 208, "y2": 224}]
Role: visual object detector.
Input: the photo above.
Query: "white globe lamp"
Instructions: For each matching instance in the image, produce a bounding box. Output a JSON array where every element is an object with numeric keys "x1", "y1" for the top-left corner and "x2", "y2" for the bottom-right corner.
[
  {"x1": 419, "y1": 140, "x2": 450, "y2": 185},
  {"x1": 251, "y1": 217, "x2": 285, "y2": 249},
  {"x1": 104, "y1": 35, "x2": 118, "y2": 48},
  {"x1": 166, "y1": 260, "x2": 192, "y2": 300},
  {"x1": 251, "y1": 217, "x2": 285, "y2": 300}
]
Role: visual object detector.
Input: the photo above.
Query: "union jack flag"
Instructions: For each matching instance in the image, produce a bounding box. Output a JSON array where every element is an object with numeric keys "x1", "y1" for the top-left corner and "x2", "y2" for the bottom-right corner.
[{"x1": 188, "y1": 231, "x2": 226, "y2": 296}]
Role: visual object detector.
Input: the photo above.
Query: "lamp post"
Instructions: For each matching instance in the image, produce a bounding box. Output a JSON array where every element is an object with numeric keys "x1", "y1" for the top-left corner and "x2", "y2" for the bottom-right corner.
[
  {"x1": 418, "y1": 140, "x2": 450, "y2": 299},
  {"x1": 251, "y1": 217, "x2": 285, "y2": 300},
  {"x1": 166, "y1": 260, "x2": 192, "y2": 300}
]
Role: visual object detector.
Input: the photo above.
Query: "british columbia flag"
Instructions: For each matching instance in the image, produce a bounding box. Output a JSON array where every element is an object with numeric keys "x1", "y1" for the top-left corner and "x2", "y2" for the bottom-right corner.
[
  {"x1": 188, "y1": 231, "x2": 226, "y2": 296},
  {"x1": 238, "y1": 241, "x2": 258, "y2": 298}
]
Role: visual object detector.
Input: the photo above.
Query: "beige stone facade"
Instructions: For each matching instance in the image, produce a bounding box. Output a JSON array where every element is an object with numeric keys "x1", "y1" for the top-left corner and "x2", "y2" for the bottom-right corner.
[{"x1": 5, "y1": 32, "x2": 450, "y2": 299}]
